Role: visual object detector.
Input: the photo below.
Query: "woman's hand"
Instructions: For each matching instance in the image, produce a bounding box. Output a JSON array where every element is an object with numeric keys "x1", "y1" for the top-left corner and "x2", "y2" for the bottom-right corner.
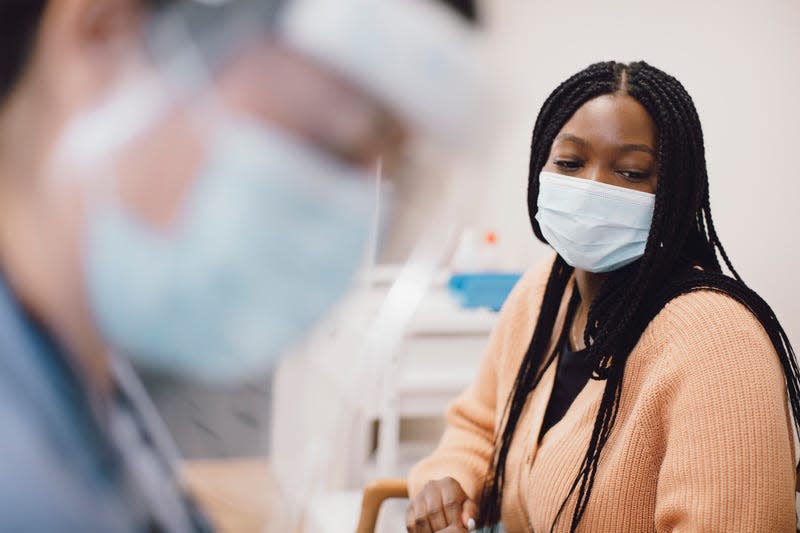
[{"x1": 405, "y1": 477, "x2": 478, "y2": 533}]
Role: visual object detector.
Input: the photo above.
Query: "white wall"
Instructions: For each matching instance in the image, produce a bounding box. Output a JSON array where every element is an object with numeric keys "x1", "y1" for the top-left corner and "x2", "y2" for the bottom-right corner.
[{"x1": 475, "y1": 0, "x2": 800, "y2": 341}]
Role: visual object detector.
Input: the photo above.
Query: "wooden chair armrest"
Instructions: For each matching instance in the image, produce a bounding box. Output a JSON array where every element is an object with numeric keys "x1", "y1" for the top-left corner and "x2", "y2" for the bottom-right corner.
[{"x1": 356, "y1": 478, "x2": 409, "y2": 533}]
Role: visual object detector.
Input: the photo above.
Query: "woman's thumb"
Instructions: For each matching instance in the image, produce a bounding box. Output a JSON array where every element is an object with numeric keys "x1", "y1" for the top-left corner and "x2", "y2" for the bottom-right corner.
[{"x1": 461, "y1": 499, "x2": 479, "y2": 531}]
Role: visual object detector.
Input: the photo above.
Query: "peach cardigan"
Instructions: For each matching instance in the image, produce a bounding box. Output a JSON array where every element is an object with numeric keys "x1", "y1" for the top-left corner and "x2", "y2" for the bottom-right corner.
[{"x1": 409, "y1": 257, "x2": 796, "y2": 532}]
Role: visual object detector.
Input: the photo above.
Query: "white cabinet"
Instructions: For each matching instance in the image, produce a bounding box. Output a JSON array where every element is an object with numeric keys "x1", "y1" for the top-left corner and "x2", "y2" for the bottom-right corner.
[{"x1": 270, "y1": 271, "x2": 496, "y2": 530}]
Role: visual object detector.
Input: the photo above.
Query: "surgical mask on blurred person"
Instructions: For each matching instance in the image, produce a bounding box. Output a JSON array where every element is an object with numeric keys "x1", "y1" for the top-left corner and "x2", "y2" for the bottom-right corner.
[
  {"x1": 85, "y1": 118, "x2": 378, "y2": 383},
  {"x1": 535, "y1": 171, "x2": 655, "y2": 273}
]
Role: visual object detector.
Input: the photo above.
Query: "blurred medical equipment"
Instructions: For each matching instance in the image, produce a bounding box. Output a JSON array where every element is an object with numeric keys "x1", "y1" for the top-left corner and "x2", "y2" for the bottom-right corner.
[
  {"x1": 448, "y1": 272, "x2": 521, "y2": 311},
  {"x1": 272, "y1": 253, "x2": 498, "y2": 533},
  {"x1": 449, "y1": 229, "x2": 522, "y2": 311},
  {"x1": 264, "y1": 2, "x2": 496, "y2": 522},
  {"x1": 270, "y1": 186, "x2": 516, "y2": 533}
]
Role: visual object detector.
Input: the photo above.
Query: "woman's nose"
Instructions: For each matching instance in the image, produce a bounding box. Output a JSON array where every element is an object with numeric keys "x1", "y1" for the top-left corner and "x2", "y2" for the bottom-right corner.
[{"x1": 581, "y1": 165, "x2": 615, "y2": 186}]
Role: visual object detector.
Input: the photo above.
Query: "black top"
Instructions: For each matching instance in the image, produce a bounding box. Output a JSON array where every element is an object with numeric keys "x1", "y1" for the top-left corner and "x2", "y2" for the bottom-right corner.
[
  {"x1": 538, "y1": 289, "x2": 593, "y2": 443},
  {"x1": 539, "y1": 340, "x2": 592, "y2": 442}
]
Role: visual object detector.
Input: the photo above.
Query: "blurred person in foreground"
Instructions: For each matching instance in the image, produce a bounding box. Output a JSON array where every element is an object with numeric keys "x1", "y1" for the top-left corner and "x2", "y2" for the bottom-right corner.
[
  {"x1": 0, "y1": 0, "x2": 484, "y2": 531},
  {"x1": 136, "y1": 0, "x2": 482, "y2": 462}
]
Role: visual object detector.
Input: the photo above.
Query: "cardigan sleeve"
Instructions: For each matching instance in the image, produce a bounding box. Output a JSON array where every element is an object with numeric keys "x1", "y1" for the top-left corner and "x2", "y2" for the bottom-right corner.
[
  {"x1": 653, "y1": 291, "x2": 797, "y2": 533},
  {"x1": 408, "y1": 257, "x2": 554, "y2": 501}
]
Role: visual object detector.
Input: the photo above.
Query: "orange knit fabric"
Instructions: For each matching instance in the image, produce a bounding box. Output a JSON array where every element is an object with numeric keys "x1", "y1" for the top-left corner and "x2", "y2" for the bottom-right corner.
[{"x1": 409, "y1": 257, "x2": 797, "y2": 532}]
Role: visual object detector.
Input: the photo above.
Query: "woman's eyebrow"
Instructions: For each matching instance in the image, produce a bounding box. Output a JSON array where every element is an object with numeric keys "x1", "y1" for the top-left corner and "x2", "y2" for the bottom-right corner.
[
  {"x1": 554, "y1": 133, "x2": 587, "y2": 146},
  {"x1": 554, "y1": 134, "x2": 655, "y2": 156}
]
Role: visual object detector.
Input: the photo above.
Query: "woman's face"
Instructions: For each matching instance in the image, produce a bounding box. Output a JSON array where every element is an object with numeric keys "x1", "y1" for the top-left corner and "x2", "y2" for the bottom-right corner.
[{"x1": 542, "y1": 93, "x2": 659, "y2": 194}]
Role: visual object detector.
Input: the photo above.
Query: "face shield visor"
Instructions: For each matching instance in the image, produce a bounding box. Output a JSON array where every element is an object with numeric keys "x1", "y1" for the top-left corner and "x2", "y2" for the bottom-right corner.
[{"x1": 46, "y1": 0, "x2": 493, "y2": 384}]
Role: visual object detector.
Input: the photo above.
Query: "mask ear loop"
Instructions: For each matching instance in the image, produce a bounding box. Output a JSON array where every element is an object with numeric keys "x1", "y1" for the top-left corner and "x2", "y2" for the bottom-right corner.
[{"x1": 363, "y1": 156, "x2": 386, "y2": 275}]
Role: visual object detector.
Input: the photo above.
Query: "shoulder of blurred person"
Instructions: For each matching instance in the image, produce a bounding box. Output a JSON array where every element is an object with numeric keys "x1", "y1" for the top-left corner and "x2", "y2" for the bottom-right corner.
[
  {"x1": 0, "y1": 271, "x2": 215, "y2": 532},
  {"x1": 0, "y1": 275, "x2": 125, "y2": 532}
]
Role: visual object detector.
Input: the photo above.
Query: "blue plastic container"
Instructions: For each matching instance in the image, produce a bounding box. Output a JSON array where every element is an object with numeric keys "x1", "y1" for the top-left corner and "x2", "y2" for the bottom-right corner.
[{"x1": 448, "y1": 272, "x2": 522, "y2": 312}]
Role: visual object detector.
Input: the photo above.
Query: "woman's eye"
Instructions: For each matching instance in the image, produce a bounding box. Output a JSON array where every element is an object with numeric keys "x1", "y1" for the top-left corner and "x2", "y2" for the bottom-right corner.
[
  {"x1": 618, "y1": 170, "x2": 650, "y2": 181},
  {"x1": 553, "y1": 159, "x2": 583, "y2": 170}
]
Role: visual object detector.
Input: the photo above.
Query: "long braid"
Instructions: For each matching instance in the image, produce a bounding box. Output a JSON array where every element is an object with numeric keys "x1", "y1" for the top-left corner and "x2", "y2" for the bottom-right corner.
[
  {"x1": 556, "y1": 63, "x2": 724, "y2": 527},
  {"x1": 480, "y1": 255, "x2": 573, "y2": 529},
  {"x1": 480, "y1": 63, "x2": 626, "y2": 530},
  {"x1": 479, "y1": 60, "x2": 800, "y2": 533},
  {"x1": 702, "y1": 195, "x2": 742, "y2": 280}
]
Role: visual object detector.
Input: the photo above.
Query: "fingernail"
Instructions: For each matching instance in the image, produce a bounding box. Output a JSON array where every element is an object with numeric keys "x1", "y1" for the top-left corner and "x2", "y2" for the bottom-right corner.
[{"x1": 467, "y1": 517, "x2": 476, "y2": 531}]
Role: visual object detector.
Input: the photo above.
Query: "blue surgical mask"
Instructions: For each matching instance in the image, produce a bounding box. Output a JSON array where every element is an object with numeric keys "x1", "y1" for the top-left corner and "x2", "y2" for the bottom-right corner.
[
  {"x1": 535, "y1": 171, "x2": 655, "y2": 273},
  {"x1": 84, "y1": 119, "x2": 379, "y2": 383}
]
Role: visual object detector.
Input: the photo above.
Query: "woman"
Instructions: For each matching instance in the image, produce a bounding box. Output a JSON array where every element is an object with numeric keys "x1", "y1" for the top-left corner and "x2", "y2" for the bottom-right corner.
[{"x1": 406, "y1": 61, "x2": 798, "y2": 533}]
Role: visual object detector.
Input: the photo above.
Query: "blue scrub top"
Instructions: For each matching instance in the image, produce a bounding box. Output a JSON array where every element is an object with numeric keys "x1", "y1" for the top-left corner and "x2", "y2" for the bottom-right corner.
[{"x1": 0, "y1": 276, "x2": 213, "y2": 533}]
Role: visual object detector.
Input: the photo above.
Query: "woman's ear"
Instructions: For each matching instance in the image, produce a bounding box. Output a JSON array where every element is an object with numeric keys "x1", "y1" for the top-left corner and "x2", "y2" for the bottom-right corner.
[
  {"x1": 28, "y1": 0, "x2": 145, "y2": 115},
  {"x1": 75, "y1": 0, "x2": 142, "y2": 45},
  {"x1": 39, "y1": 0, "x2": 143, "y2": 65}
]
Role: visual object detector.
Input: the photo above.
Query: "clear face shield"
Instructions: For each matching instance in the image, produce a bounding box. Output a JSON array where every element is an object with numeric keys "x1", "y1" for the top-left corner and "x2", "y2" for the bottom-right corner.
[{"x1": 45, "y1": 0, "x2": 493, "y2": 389}]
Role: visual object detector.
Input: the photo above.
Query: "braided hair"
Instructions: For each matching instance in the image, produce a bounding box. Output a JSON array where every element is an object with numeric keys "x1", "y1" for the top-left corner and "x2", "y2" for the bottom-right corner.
[{"x1": 478, "y1": 61, "x2": 800, "y2": 532}]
